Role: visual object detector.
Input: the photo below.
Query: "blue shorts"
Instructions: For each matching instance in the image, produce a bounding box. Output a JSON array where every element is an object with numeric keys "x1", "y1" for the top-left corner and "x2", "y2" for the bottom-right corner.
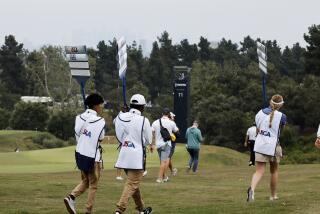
[{"x1": 157, "y1": 144, "x2": 171, "y2": 161}]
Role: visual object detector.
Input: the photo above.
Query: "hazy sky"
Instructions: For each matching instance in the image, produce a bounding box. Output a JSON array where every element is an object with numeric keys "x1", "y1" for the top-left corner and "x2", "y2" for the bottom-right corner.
[{"x1": 1, "y1": 0, "x2": 319, "y2": 53}]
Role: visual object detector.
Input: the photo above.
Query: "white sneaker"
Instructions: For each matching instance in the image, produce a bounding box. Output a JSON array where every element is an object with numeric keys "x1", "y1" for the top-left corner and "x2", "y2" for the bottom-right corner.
[
  {"x1": 156, "y1": 178, "x2": 163, "y2": 183},
  {"x1": 172, "y1": 168, "x2": 178, "y2": 176},
  {"x1": 116, "y1": 176, "x2": 124, "y2": 181},
  {"x1": 64, "y1": 196, "x2": 76, "y2": 214},
  {"x1": 269, "y1": 195, "x2": 279, "y2": 201},
  {"x1": 163, "y1": 176, "x2": 169, "y2": 182},
  {"x1": 143, "y1": 170, "x2": 148, "y2": 177},
  {"x1": 246, "y1": 187, "x2": 254, "y2": 202}
]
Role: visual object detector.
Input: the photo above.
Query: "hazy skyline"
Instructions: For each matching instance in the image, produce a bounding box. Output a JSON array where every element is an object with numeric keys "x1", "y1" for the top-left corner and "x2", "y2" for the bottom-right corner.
[{"x1": 1, "y1": 0, "x2": 319, "y2": 54}]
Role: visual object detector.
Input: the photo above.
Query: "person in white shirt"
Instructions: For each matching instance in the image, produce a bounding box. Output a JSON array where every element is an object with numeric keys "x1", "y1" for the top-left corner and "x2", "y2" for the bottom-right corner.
[
  {"x1": 114, "y1": 94, "x2": 154, "y2": 214},
  {"x1": 315, "y1": 124, "x2": 320, "y2": 149},
  {"x1": 168, "y1": 112, "x2": 179, "y2": 176},
  {"x1": 152, "y1": 108, "x2": 179, "y2": 183},
  {"x1": 247, "y1": 94, "x2": 287, "y2": 202},
  {"x1": 244, "y1": 123, "x2": 257, "y2": 166},
  {"x1": 64, "y1": 93, "x2": 106, "y2": 214}
]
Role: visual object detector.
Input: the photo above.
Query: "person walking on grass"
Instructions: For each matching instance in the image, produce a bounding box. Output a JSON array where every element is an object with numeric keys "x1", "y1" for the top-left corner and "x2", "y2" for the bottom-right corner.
[
  {"x1": 114, "y1": 94, "x2": 154, "y2": 214},
  {"x1": 185, "y1": 120, "x2": 203, "y2": 173},
  {"x1": 64, "y1": 93, "x2": 106, "y2": 214},
  {"x1": 152, "y1": 108, "x2": 179, "y2": 183},
  {"x1": 244, "y1": 123, "x2": 257, "y2": 166},
  {"x1": 168, "y1": 112, "x2": 179, "y2": 176},
  {"x1": 315, "y1": 124, "x2": 320, "y2": 149},
  {"x1": 247, "y1": 94, "x2": 287, "y2": 202}
]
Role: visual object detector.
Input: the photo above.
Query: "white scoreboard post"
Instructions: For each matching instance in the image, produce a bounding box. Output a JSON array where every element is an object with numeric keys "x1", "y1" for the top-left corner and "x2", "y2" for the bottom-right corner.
[
  {"x1": 257, "y1": 41, "x2": 268, "y2": 107},
  {"x1": 65, "y1": 46, "x2": 90, "y2": 109}
]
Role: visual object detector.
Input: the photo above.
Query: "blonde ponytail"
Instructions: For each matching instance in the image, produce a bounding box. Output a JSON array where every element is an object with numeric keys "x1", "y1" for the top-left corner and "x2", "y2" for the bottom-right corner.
[{"x1": 269, "y1": 94, "x2": 284, "y2": 128}]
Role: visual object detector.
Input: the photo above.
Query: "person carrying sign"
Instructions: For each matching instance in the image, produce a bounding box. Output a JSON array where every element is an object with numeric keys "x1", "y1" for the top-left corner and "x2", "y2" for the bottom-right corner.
[
  {"x1": 114, "y1": 94, "x2": 154, "y2": 214},
  {"x1": 315, "y1": 124, "x2": 320, "y2": 149},
  {"x1": 152, "y1": 108, "x2": 179, "y2": 183},
  {"x1": 64, "y1": 93, "x2": 106, "y2": 214},
  {"x1": 247, "y1": 94, "x2": 287, "y2": 202},
  {"x1": 244, "y1": 123, "x2": 257, "y2": 166},
  {"x1": 168, "y1": 112, "x2": 179, "y2": 176}
]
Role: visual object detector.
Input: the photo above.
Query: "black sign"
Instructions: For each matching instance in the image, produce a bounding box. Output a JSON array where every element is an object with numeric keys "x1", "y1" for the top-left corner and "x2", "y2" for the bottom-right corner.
[{"x1": 173, "y1": 77, "x2": 189, "y2": 143}]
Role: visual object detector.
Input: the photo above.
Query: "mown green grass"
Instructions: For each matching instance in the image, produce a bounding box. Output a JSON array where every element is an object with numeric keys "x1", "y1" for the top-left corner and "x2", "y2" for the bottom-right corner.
[{"x1": 1, "y1": 144, "x2": 320, "y2": 213}]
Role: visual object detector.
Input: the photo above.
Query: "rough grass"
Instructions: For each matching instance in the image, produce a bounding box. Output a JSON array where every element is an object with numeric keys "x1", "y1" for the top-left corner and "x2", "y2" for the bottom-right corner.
[{"x1": 1, "y1": 144, "x2": 320, "y2": 213}]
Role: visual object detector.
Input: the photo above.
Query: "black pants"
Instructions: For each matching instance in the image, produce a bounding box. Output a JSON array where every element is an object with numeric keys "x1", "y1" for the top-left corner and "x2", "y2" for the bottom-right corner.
[
  {"x1": 187, "y1": 148, "x2": 199, "y2": 172},
  {"x1": 249, "y1": 140, "x2": 255, "y2": 163}
]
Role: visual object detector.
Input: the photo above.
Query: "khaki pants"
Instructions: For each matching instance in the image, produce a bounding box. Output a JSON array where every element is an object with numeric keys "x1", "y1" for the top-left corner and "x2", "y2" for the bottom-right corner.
[
  {"x1": 116, "y1": 169, "x2": 144, "y2": 213},
  {"x1": 71, "y1": 162, "x2": 102, "y2": 213}
]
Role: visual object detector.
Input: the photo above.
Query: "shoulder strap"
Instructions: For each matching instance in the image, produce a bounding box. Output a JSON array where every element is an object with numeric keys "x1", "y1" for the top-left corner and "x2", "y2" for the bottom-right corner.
[
  {"x1": 141, "y1": 117, "x2": 146, "y2": 146},
  {"x1": 159, "y1": 118, "x2": 163, "y2": 128},
  {"x1": 93, "y1": 122, "x2": 105, "y2": 161},
  {"x1": 141, "y1": 117, "x2": 146, "y2": 171}
]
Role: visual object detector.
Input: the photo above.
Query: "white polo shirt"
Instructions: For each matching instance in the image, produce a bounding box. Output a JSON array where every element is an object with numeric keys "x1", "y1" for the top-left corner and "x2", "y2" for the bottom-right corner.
[
  {"x1": 246, "y1": 126, "x2": 257, "y2": 141},
  {"x1": 152, "y1": 116, "x2": 179, "y2": 148},
  {"x1": 317, "y1": 124, "x2": 320, "y2": 138}
]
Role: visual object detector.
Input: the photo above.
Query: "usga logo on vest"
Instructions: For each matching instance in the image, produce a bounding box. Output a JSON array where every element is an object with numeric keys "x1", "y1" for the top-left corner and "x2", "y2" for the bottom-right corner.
[
  {"x1": 123, "y1": 141, "x2": 135, "y2": 148},
  {"x1": 259, "y1": 130, "x2": 271, "y2": 137},
  {"x1": 83, "y1": 129, "x2": 92, "y2": 138}
]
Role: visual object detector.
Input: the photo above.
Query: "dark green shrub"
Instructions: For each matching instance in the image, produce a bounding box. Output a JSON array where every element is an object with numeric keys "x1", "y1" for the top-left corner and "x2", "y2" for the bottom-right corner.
[
  {"x1": 9, "y1": 102, "x2": 49, "y2": 131},
  {"x1": 0, "y1": 108, "x2": 11, "y2": 129},
  {"x1": 47, "y1": 110, "x2": 76, "y2": 140}
]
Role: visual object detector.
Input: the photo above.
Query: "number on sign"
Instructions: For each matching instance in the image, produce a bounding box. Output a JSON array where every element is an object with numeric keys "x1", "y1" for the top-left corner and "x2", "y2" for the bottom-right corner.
[
  {"x1": 71, "y1": 47, "x2": 78, "y2": 53},
  {"x1": 70, "y1": 54, "x2": 76, "y2": 61},
  {"x1": 178, "y1": 93, "x2": 183, "y2": 98}
]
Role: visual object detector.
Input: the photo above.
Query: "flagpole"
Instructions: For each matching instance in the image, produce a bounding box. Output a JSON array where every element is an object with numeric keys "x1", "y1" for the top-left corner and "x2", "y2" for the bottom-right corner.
[
  {"x1": 262, "y1": 72, "x2": 267, "y2": 108},
  {"x1": 122, "y1": 75, "x2": 127, "y2": 107}
]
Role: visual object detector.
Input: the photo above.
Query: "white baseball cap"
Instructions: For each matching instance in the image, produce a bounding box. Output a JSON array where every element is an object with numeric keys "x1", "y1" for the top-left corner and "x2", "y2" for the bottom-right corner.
[{"x1": 130, "y1": 94, "x2": 146, "y2": 105}]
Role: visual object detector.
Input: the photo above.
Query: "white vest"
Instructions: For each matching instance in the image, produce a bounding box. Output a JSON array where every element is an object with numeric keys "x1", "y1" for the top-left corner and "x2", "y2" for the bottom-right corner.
[
  {"x1": 75, "y1": 113, "x2": 105, "y2": 161},
  {"x1": 114, "y1": 110, "x2": 151, "y2": 170},
  {"x1": 254, "y1": 110, "x2": 282, "y2": 156}
]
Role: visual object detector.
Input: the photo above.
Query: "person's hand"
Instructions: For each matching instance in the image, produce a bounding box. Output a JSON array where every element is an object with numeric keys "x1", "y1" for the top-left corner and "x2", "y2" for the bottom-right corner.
[
  {"x1": 315, "y1": 138, "x2": 320, "y2": 149},
  {"x1": 149, "y1": 144, "x2": 155, "y2": 153}
]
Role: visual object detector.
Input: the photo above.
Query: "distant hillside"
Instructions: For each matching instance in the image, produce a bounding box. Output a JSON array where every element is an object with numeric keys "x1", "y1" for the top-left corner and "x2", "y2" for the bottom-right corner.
[{"x1": 0, "y1": 130, "x2": 70, "y2": 152}]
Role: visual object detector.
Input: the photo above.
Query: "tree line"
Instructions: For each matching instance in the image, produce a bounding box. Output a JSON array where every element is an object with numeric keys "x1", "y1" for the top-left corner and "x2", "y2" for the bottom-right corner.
[{"x1": 1, "y1": 25, "x2": 320, "y2": 161}]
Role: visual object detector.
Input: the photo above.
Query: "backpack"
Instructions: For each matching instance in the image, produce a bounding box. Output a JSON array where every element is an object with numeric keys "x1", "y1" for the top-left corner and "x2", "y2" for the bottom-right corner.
[{"x1": 159, "y1": 118, "x2": 171, "y2": 142}]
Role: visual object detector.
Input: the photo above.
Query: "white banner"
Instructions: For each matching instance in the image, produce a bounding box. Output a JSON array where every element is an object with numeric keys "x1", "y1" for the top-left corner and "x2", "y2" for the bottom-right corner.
[
  {"x1": 257, "y1": 42, "x2": 266, "y2": 53},
  {"x1": 117, "y1": 36, "x2": 127, "y2": 78},
  {"x1": 257, "y1": 50, "x2": 266, "y2": 61},
  {"x1": 259, "y1": 63, "x2": 267, "y2": 74},
  {"x1": 257, "y1": 42, "x2": 267, "y2": 74},
  {"x1": 258, "y1": 56, "x2": 267, "y2": 67},
  {"x1": 117, "y1": 37, "x2": 126, "y2": 50}
]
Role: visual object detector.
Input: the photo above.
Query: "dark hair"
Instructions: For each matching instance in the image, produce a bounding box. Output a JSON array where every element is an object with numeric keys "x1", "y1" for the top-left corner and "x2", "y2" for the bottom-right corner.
[
  {"x1": 84, "y1": 93, "x2": 104, "y2": 109},
  {"x1": 130, "y1": 104, "x2": 144, "y2": 112},
  {"x1": 162, "y1": 107, "x2": 170, "y2": 115}
]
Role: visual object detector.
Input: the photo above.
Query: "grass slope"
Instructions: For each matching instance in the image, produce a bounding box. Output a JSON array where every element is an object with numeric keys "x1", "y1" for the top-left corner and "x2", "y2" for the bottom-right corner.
[
  {"x1": 0, "y1": 130, "x2": 64, "y2": 152},
  {"x1": 1, "y1": 144, "x2": 320, "y2": 214}
]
